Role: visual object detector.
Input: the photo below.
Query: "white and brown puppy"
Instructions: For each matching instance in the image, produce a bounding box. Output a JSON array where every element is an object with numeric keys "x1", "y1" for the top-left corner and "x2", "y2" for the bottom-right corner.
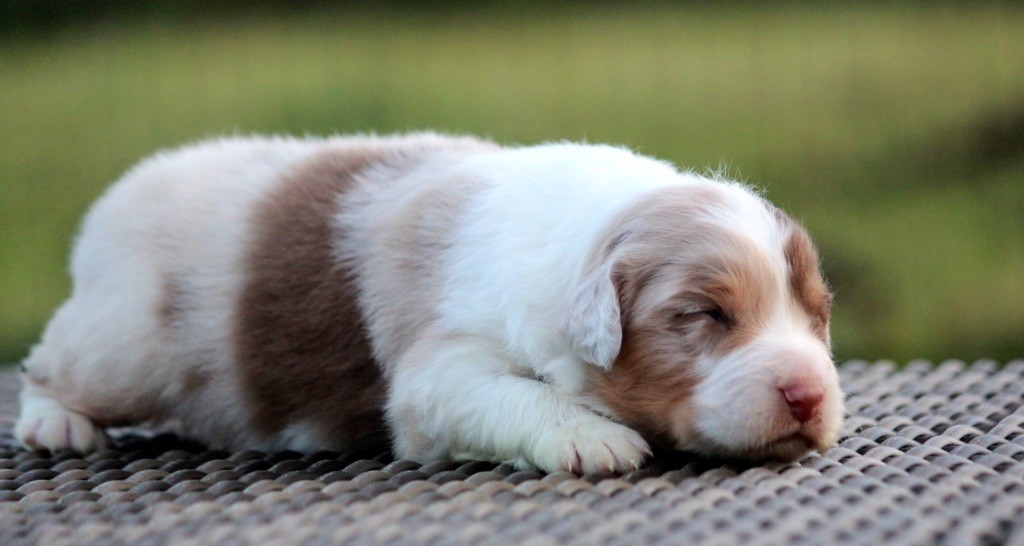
[{"x1": 15, "y1": 134, "x2": 843, "y2": 473}]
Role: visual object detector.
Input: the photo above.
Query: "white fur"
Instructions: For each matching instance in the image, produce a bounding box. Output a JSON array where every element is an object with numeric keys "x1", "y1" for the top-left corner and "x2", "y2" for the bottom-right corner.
[{"x1": 16, "y1": 134, "x2": 842, "y2": 472}]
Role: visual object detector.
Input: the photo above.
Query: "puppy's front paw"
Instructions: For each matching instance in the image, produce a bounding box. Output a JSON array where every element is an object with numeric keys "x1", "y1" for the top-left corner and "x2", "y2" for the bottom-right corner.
[
  {"x1": 15, "y1": 401, "x2": 107, "y2": 453},
  {"x1": 532, "y1": 416, "x2": 651, "y2": 474}
]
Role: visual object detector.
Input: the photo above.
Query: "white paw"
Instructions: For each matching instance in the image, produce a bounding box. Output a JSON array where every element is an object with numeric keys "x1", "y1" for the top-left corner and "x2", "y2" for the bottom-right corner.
[
  {"x1": 531, "y1": 415, "x2": 651, "y2": 474},
  {"x1": 15, "y1": 396, "x2": 107, "y2": 453}
]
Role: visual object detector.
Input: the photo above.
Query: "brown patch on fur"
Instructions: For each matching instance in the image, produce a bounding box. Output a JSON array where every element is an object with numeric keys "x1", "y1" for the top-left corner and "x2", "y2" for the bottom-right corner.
[
  {"x1": 784, "y1": 228, "x2": 832, "y2": 342},
  {"x1": 585, "y1": 185, "x2": 777, "y2": 442},
  {"x1": 592, "y1": 236, "x2": 775, "y2": 442},
  {"x1": 591, "y1": 321, "x2": 699, "y2": 445},
  {"x1": 703, "y1": 240, "x2": 777, "y2": 355},
  {"x1": 234, "y1": 146, "x2": 396, "y2": 451}
]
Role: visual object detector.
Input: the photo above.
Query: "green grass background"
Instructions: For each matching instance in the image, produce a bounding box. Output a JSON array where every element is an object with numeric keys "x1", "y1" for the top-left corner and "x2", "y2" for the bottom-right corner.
[{"x1": 1, "y1": 4, "x2": 1022, "y2": 365}]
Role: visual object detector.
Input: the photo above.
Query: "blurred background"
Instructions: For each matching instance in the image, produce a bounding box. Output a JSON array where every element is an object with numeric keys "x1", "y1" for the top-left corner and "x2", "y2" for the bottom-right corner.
[{"x1": 1, "y1": 2, "x2": 1022, "y2": 366}]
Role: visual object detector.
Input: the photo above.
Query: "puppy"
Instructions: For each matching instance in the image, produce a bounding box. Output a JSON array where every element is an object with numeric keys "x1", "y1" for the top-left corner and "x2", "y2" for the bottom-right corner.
[{"x1": 15, "y1": 134, "x2": 843, "y2": 473}]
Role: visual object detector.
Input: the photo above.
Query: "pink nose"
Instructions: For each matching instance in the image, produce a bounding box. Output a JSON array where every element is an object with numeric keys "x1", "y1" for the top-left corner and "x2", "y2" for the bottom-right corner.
[{"x1": 779, "y1": 383, "x2": 824, "y2": 423}]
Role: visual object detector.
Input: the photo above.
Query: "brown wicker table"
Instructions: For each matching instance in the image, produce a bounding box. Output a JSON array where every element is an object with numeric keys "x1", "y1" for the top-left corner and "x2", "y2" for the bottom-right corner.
[{"x1": 2, "y1": 360, "x2": 1023, "y2": 545}]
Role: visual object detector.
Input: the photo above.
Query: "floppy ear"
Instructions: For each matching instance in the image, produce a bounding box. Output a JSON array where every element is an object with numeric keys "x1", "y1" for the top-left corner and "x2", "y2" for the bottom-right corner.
[{"x1": 558, "y1": 262, "x2": 622, "y2": 370}]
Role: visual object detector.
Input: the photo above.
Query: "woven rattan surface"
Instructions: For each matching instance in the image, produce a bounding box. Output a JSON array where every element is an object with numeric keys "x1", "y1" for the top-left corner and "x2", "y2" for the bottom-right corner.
[{"x1": 2, "y1": 361, "x2": 1024, "y2": 545}]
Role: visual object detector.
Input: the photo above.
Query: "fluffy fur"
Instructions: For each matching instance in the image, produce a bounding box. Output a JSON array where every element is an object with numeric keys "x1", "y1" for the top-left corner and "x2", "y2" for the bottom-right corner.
[{"x1": 15, "y1": 133, "x2": 844, "y2": 473}]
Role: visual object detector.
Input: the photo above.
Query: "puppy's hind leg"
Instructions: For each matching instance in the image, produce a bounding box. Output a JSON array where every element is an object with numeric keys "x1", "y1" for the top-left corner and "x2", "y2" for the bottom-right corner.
[
  {"x1": 13, "y1": 290, "x2": 160, "y2": 453},
  {"x1": 15, "y1": 379, "x2": 108, "y2": 453}
]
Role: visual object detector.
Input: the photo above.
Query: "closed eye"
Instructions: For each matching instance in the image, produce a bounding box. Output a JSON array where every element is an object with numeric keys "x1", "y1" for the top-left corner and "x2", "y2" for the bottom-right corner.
[
  {"x1": 670, "y1": 307, "x2": 733, "y2": 331},
  {"x1": 704, "y1": 308, "x2": 729, "y2": 326}
]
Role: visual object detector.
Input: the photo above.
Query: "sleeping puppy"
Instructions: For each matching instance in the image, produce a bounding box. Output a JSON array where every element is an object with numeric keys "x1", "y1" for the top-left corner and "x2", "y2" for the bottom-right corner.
[{"x1": 15, "y1": 134, "x2": 843, "y2": 473}]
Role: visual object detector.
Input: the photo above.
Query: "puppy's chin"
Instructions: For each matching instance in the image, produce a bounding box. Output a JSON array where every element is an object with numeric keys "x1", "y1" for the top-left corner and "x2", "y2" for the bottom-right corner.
[
  {"x1": 668, "y1": 398, "x2": 843, "y2": 462},
  {"x1": 723, "y1": 431, "x2": 828, "y2": 463},
  {"x1": 673, "y1": 429, "x2": 820, "y2": 463}
]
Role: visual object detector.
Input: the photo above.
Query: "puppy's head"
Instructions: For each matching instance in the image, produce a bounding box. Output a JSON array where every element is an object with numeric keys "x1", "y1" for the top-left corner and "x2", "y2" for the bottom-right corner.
[{"x1": 560, "y1": 181, "x2": 843, "y2": 461}]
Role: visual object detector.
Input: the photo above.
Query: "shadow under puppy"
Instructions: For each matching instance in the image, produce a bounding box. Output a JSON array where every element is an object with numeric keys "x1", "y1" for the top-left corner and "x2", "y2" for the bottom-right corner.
[{"x1": 16, "y1": 134, "x2": 843, "y2": 473}]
